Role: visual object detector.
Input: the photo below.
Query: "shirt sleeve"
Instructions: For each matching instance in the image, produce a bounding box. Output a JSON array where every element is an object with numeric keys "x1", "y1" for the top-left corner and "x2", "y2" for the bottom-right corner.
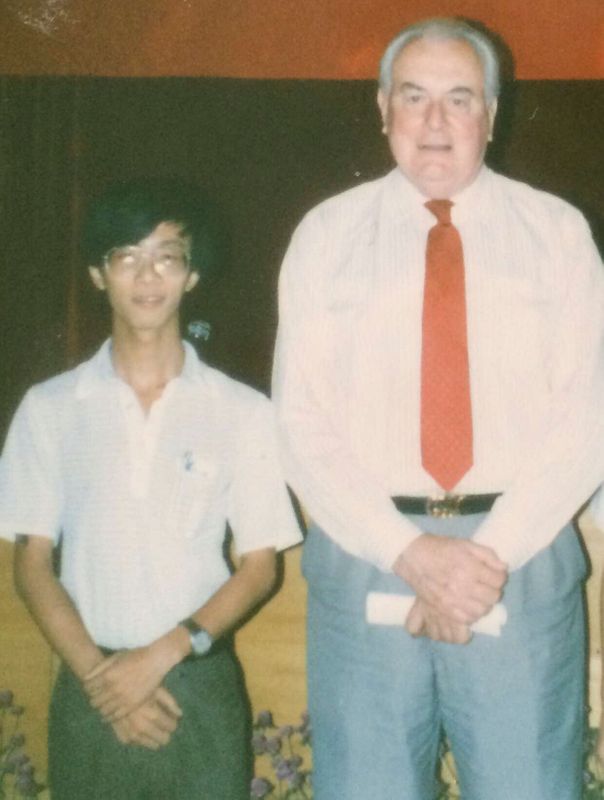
[
  {"x1": 0, "y1": 388, "x2": 63, "y2": 542},
  {"x1": 272, "y1": 210, "x2": 422, "y2": 572},
  {"x1": 473, "y1": 207, "x2": 604, "y2": 570},
  {"x1": 228, "y1": 395, "x2": 303, "y2": 555}
]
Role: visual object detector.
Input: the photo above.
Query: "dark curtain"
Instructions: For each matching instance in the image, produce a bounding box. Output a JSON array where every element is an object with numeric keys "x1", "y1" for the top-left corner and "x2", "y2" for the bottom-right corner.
[{"x1": 0, "y1": 76, "x2": 602, "y2": 437}]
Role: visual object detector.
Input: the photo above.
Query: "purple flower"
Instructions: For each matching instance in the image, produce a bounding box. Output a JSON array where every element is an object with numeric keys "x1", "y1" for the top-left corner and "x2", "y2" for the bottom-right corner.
[
  {"x1": 0, "y1": 689, "x2": 14, "y2": 708},
  {"x1": 266, "y1": 736, "x2": 281, "y2": 755},
  {"x1": 250, "y1": 776, "x2": 273, "y2": 798},
  {"x1": 296, "y1": 711, "x2": 312, "y2": 740},
  {"x1": 275, "y1": 759, "x2": 295, "y2": 781},
  {"x1": 14, "y1": 773, "x2": 40, "y2": 797},
  {"x1": 255, "y1": 710, "x2": 274, "y2": 729},
  {"x1": 17, "y1": 761, "x2": 35, "y2": 777},
  {"x1": 3, "y1": 759, "x2": 17, "y2": 775},
  {"x1": 286, "y1": 770, "x2": 305, "y2": 789},
  {"x1": 251, "y1": 733, "x2": 268, "y2": 755},
  {"x1": 300, "y1": 728, "x2": 312, "y2": 745},
  {"x1": 289, "y1": 754, "x2": 303, "y2": 768},
  {"x1": 7, "y1": 751, "x2": 30, "y2": 769}
]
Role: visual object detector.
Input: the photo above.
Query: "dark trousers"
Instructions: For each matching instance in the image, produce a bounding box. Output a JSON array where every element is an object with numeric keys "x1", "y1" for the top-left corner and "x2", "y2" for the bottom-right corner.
[{"x1": 49, "y1": 646, "x2": 252, "y2": 800}]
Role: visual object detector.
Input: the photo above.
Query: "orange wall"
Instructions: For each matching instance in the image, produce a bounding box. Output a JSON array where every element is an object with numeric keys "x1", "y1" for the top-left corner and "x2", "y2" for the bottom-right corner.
[{"x1": 1, "y1": 0, "x2": 602, "y2": 78}]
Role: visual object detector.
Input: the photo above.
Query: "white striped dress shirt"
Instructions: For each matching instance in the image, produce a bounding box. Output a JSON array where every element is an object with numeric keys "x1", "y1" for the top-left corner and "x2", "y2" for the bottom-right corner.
[{"x1": 273, "y1": 166, "x2": 604, "y2": 573}]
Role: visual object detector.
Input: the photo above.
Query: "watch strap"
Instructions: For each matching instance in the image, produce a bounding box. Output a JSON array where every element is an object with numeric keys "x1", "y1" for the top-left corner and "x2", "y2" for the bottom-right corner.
[{"x1": 178, "y1": 616, "x2": 214, "y2": 656}]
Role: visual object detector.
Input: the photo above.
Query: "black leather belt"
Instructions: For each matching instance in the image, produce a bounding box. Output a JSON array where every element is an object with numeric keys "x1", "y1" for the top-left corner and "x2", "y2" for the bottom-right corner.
[{"x1": 392, "y1": 493, "x2": 500, "y2": 518}]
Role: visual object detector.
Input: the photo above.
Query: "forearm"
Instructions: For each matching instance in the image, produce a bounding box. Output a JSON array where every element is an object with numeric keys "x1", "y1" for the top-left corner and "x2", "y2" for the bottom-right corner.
[
  {"x1": 154, "y1": 547, "x2": 278, "y2": 664},
  {"x1": 473, "y1": 415, "x2": 604, "y2": 571},
  {"x1": 475, "y1": 219, "x2": 604, "y2": 570},
  {"x1": 14, "y1": 535, "x2": 103, "y2": 680},
  {"x1": 84, "y1": 547, "x2": 278, "y2": 722}
]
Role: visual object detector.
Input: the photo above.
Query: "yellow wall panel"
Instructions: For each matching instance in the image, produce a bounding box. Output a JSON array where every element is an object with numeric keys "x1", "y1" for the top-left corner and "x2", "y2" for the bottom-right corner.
[
  {"x1": 0, "y1": 540, "x2": 53, "y2": 779},
  {"x1": 236, "y1": 546, "x2": 307, "y2": 727}
]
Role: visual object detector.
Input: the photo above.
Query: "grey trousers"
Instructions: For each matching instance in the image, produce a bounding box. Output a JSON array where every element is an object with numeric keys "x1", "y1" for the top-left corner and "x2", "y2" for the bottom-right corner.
[
  {"x1": 49, "y1": 645, "x2": 252, "y2": 800},
  {"x1": 304, "y1": 514, "x2": 587, "y2": 800}
]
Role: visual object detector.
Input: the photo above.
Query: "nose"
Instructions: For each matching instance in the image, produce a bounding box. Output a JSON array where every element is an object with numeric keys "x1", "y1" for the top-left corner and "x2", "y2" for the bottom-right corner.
[
  {"x1": 135, "y1": 255, "x2": 162, "y2": 281},
  {"x1": 425, "y1": 100, "x2": 446, "y2": 130}
]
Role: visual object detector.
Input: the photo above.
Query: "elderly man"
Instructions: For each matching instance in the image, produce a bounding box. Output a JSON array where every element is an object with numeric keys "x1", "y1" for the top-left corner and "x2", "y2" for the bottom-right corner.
[{"x1": 273, "y1": 17, "x2": 604, "y2": 800}]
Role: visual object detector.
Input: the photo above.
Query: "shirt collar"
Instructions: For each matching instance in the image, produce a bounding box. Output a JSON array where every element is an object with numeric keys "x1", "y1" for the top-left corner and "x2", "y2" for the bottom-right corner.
[
  {"x1": 385, "y1": 164, "x2": 493, "y2": 227},
  {"x1": 75, "y1": 338, "x2": 207, "y2": 399},
  {"x1": 179, "y1": 340, "x2": 208, "y2": 387},
  {"x1": 385, "y1": 168, "x2": 427, "y2": 222},
  {"x1": 449, "y1": 165, "x2": 492, "y2": 225}
]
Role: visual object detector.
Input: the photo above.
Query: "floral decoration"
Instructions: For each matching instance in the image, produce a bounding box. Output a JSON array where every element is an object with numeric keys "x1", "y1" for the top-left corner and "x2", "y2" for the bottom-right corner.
[
  {"x1": 251, "y1": 711, "x2": 604, "y2": 799},
  {"x1": 0, "y1": 690, "x2": 44, "y2": 799}
]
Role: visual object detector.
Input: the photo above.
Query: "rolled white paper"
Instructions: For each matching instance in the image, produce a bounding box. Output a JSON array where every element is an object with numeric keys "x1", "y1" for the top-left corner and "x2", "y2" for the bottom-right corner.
[{"x1": 366, "y1": 592, "x2": 507, "y2": 637}]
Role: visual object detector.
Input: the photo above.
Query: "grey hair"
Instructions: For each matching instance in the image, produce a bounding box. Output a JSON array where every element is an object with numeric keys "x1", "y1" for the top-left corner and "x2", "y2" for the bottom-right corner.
[{"x1": 378, "y1": 18, "x2": 501, "y2": 103}]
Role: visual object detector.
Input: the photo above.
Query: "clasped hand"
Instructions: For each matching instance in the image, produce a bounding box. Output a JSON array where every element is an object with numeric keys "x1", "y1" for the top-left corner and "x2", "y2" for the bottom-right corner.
[
  {"x1": 394, "y1": 533, "x2": 508, "y2": 643},
  {"x1": 84, "y1": 647, "x2": 183, "y2": 750},
  {"x1": 110, "y1": 690, "x2": 182, "y2": 751},
  {"x1": 84, "y1": 647, "x2": 172, "y2": 721}
]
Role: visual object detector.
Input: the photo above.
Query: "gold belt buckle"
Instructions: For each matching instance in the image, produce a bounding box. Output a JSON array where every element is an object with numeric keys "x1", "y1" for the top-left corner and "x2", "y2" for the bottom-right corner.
[{"x1": 425, "y1": 494, "x2": 465, "y2": 518}]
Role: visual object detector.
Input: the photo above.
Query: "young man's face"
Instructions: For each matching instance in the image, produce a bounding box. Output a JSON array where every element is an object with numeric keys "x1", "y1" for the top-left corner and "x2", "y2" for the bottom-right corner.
[{"x1": 89, "y1": 221, "x2": 199, "y2": 336}]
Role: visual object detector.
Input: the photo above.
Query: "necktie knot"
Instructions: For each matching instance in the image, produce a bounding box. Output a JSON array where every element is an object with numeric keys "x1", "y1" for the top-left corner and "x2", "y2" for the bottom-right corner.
[{"x1": 425, "y1": 199, "x2": 453, "y2": 226}]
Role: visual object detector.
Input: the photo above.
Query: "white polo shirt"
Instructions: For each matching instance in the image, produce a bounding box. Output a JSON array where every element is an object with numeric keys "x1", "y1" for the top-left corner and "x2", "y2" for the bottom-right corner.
[{"x1": 0, "y1": 340, "x2": 302, "y2": 649}]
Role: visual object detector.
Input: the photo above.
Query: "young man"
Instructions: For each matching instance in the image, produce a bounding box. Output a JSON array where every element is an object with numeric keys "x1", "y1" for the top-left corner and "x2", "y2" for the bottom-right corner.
[{"x1": 0, "y1": 178, "x2": 301, "y2": 799}]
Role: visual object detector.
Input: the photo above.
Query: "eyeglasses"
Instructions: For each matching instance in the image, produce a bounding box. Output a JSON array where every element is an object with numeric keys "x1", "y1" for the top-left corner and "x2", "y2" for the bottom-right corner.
[{"x1": 103, "y1": 243, "x2": 190, "y2": 277}]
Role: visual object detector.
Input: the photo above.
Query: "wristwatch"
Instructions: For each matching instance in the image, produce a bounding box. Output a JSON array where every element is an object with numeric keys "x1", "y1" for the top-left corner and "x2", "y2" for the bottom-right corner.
[{"x1": 179, "y1": 617, "x2": 214, "y2": 656}]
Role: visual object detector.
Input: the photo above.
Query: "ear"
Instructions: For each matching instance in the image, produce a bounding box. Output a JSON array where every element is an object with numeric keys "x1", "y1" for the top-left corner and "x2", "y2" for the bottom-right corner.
[
  {"x1": 487, "y1": 98, "x2": 498, "y2": 142},
  {"x1": 185, "y1": 271, "x2": 200, "y2": 292},
  {"x1": 89, "y1": 266, "x2": 106, "y2": 291},
  {"x1": 377, "y1": 89, "x2": 389, "y2": 134}
]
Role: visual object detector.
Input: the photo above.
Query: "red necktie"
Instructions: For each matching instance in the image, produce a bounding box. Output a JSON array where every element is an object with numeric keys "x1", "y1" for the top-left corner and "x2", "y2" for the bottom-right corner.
[{"x1": 420, "y1": 199, "x2": 473, "y2": 491}]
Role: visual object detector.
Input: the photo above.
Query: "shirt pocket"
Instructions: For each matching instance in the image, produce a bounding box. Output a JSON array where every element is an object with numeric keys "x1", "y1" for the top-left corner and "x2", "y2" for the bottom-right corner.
[{"x1": 164, "y1": 452, "x2": 224, "y2": 540}]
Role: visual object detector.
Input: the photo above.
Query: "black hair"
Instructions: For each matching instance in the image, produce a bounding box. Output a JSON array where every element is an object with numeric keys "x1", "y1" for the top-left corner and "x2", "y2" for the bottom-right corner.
[{"x1": 81, "y1": 177, "x2": 222, "y2": 279}]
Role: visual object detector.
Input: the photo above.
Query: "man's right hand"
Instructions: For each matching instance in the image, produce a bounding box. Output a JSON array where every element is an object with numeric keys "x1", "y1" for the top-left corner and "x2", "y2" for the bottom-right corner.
[
  {"x1": 393, "y1": 533, "x2": 508, "y2": 626},
  {"x1": 405, "y1": 597, "x2": 472, "y2": 643},
  {"x1": 110, "y1": 687, "x2": 181, "y2": 750}
]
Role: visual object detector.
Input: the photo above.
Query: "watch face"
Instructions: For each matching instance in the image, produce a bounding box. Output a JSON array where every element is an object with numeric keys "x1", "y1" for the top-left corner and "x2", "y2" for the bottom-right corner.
[{"x1": 190, "y1": 628, "x2": 213, "y2": 656}]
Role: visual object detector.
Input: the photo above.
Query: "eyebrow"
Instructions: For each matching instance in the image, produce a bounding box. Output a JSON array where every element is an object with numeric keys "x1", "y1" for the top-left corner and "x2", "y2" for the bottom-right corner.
[
  {"x1": 397, "y1": 82, "x2": 477, "y2": 97},
  {"x1": 448, "y1": 87, "x2": 475, "y2": 96},
  {"x1": 398, "y1": 82, "x2": 425, "y2": 92}
]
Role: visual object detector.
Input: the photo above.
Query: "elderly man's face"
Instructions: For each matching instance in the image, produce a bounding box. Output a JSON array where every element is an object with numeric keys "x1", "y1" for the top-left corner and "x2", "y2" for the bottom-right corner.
[{"x1": 377, "y1": 37, "x2": 497, "y2": 199}]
